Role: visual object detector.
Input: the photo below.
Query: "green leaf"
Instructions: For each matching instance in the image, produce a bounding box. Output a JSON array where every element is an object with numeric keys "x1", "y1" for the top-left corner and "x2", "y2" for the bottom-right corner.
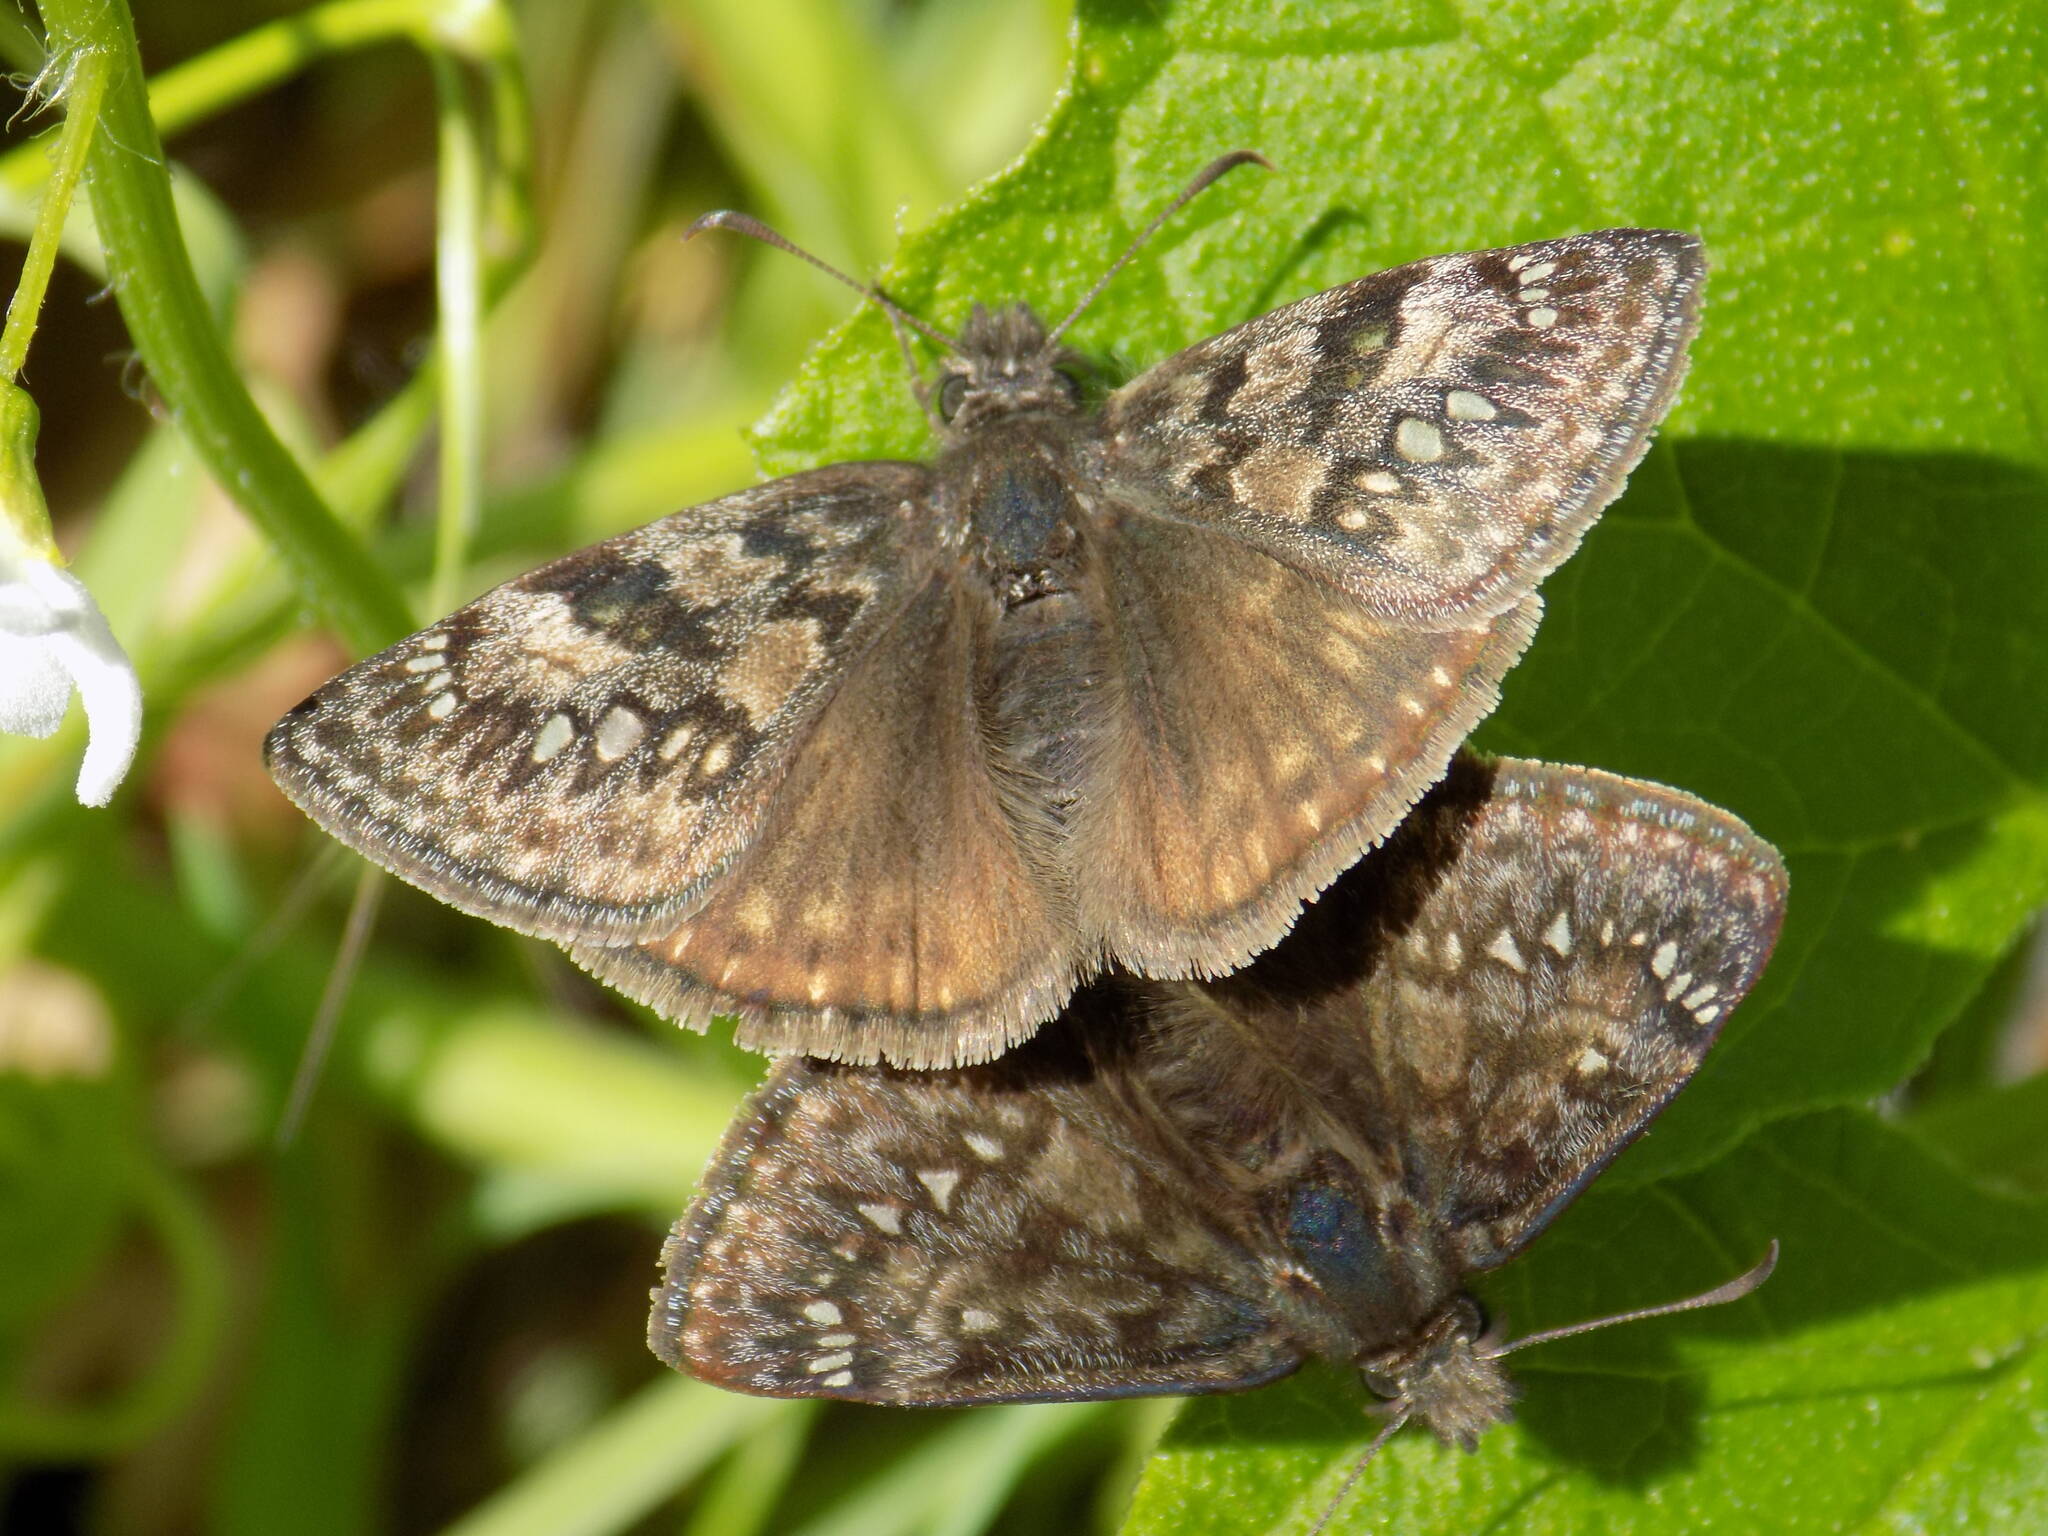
[
  {"x1": 719, "y1": 0, "x2": 2048, "y2": 1523},
  {"x1": 749, "y1": 0, "x2": 2048, "y2": 1179},
  {"x1": 1128, "y1": 1110, "x2": 2048, "y2": 1533}
]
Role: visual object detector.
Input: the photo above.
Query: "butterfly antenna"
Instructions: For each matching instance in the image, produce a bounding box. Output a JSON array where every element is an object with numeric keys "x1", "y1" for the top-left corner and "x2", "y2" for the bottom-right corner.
[
  {"x1": 1305, "y1": 1408, "x2": 1409, "y2": 1536},
  {"x1": 684, "y1": 210, "x2": 958, "y2": 353},
  {"x1": 1497, "y1": 1242, "x2": 1780, "y2": 1358},
  {"x1": 1042, "y1": 149, "x2": 1274, "y2": 349}
]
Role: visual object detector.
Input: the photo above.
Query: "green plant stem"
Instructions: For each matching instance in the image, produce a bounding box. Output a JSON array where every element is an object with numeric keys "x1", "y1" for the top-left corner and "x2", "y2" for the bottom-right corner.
[
  {"x1": 0, "y1": 46, "x2": 103, "y2": 384},
  {"x1": 145, "y1": 0, "x2": 457, "y2": 138},
  {"x1": 0, "y1": 1155, "x2": 230, "y2": 1457},
  {"x1": 428, "y1": 50, "x2": 485, "y2": 615},
  {"x1": 35, "y1": 0, "x2": 414, "y2": 654}
]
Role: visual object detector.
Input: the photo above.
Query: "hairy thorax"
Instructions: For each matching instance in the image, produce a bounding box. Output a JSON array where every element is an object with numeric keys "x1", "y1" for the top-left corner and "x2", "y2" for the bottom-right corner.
[{"x1": 936, "y1": 410, "x2": 1098, "y2": 606}]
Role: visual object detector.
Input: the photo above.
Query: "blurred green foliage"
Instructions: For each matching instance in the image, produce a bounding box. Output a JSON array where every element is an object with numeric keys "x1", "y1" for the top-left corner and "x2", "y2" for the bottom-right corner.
[{"x1": 0, "y1": 1, "x2": 2044, "y2": 1534}]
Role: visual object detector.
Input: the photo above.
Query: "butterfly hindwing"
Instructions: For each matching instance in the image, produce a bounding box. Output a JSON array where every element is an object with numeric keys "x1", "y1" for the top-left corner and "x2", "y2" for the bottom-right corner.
[
  {"x1": 1070, "y1": 510, "x2": 1541, "y2": 977},
  {"x1": 1102, "y1": 231, "x2": 1703, "y2": 625},
  {"x1": 265, "y1": 465, "x2": 935, "y2": 943},
  {"x1": 657, "y1": 1036, "x2": 1303, "y2": 1405},
  {"x1": 570, "y1": 572, "x2": 1077, "y2": 1067}
]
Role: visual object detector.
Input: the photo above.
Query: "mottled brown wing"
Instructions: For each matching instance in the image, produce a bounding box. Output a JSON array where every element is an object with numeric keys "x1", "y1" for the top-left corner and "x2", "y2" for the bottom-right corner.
[
  {"x1": 1069, "y1": 510, "x2": 1540, "y2": 979},
  {"x1": 265, "y1": 465, "x2": 935, "y2": 943},
  {"x1": 1102, "y1": 231, "x2": 1703, "y2": 626},
  {"x1": 568, "y1": 573, "x2": 1076, "y2": 1068},
  {"x1": 1159, "y1": 754, "x2": 1788, "y2": 1283},
  {"x1": 654, "y1": 1034, "x2": 1303, "y2": 1406}
]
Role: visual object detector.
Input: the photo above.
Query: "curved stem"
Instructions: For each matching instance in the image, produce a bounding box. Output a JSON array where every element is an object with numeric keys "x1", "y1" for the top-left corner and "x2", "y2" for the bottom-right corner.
[
  {"x1": 0, "y1": 1155, "x2": 231, "y2": 1457},
  {"x1": 36, "y1": 0, "x2": 414, "y2": 653}
]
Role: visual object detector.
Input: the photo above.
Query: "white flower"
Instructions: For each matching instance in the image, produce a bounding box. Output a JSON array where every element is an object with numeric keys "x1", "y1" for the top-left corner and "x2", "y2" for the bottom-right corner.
[{"x1": 0, "y1": 532, "x2": 141, "y2": 807}]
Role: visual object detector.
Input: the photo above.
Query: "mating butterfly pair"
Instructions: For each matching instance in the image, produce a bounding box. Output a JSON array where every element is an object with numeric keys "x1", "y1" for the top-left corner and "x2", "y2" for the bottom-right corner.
[{"x1": 266, "y1": 160, "x2": 1783, "y2": 1472}]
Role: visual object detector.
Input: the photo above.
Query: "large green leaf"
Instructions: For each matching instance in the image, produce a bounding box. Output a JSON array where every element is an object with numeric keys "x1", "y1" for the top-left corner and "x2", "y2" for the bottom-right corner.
[
  {"x1": 717, "y1": 0, "x2": 2048, "y2": 1526},
  {"x1": 745, "y1": 0, "x2": 2048, "y2": 1171},
  {"x1": 1128, "y1": 1109, "x2": 2048, "y2": 1533}
]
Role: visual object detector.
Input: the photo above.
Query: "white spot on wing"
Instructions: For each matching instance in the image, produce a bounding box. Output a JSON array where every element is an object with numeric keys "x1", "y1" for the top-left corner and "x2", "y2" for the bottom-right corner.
[
  {"x1": 532, "y1": 714, "x2": 575, "y2": 764},
  {"x1": 918, "y1": 1169, "x2": 961, "y2": 1211},
  {"x1": 427, "y1": 691, "x2": 458, "y2": 720},
  {"x1": 1395, "y1": 417, "x2": 1446, "y2": 463},
  {"x1": 821, "y1": 1370, "x2": 854, "y2": 1387},
  {"x1": 1486, "y1": 930, "x2": 1528, "y2": 973},
  {"x1": 857, "y1": 1203, "x2": 903, "y2": 1235},
  {"x1": 1650, "y1": 940, "x2": 1679, "y2": 979},
  {"x1": 964, "y1": 1132, "x2": 1003, "y2": 1161},
  {"x1": 594, "y1": 704, "x2": 645, "y2": 761},
  {"x1": 803, "y1": 1300, "x2": 842, "y2": 1326},
  {"x1": 1446, "y1": 389, "x2": 1498, "y2": 422},
  {"x1": 961, "y1": 1308, "x2": 999, "y2": 1332},
  {"x1": 1543, "y1": 910, "x2": 1574, "y2": 956},
  {"x1": 807, "y1": 1351, "x2": 854, "y2": 1373}
]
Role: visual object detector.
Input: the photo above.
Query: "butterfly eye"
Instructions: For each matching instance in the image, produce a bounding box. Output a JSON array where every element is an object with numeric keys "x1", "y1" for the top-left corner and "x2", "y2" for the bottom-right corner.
[{"x1": 937, "y1": 374, "x2": 971, "y2": 421}]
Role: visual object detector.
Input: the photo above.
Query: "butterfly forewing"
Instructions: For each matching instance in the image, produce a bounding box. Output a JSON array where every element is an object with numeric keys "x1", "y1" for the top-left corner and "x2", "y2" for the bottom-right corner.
[
  {"x1": 657, "y1": 756, "x2": 1786, "y2": 1405},
  {"x1": 264, "y1": 465, "x2": 935, "y2": 942},
  {"x1": 656, "y1": 1031, "x2": 1303, "y2": 1404},
  {"x1": 1178, "y1": 755, "x2": 1788, "y2": 1280},
  {"x1": 1103, "y1": 230, "x2": 1702, "y2": 624}
]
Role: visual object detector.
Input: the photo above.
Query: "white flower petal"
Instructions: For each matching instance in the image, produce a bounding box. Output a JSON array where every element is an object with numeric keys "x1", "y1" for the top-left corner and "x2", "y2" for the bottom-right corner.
[
  {"x1": 0, "y1": 638, "x2": 71, "y2": 738},
  {"x1": 0, "y1": 546, "x2": 142, "y2": 807}
]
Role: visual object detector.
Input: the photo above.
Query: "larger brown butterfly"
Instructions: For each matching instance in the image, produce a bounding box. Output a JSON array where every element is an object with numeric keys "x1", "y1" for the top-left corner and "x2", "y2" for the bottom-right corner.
[{"x1": 266, "y1": 154, "x2": 1705, "y2": 1067}]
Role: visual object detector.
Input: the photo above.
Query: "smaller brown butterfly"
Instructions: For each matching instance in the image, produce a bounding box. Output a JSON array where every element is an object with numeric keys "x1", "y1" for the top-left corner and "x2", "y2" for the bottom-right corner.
[
  {"x1": 266, "y1": 155, "x2": 1705, "y2": 1068},
  {"x1": 652, "y1": 756, "x2": 1785, "y2": 1458}
]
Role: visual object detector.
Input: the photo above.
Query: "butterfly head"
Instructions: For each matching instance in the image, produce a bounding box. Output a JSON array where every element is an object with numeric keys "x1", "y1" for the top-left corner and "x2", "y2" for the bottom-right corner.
[
  {"x1": 1359, "y1": 1295, "x2": 1516, "y2": 1451},
  {"x1": 932, "y1": 304, "x2": 1085, "y2": 432}
]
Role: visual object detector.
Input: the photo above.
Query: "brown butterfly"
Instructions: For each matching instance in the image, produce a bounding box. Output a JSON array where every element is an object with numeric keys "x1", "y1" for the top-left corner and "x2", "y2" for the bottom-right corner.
[
  {"x1": 266, "y1": 155, "x2": 1705, "y2": 1067},
  {"x1": 653, "y1": 756, "x2": 1785, "y2": 1436}
]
